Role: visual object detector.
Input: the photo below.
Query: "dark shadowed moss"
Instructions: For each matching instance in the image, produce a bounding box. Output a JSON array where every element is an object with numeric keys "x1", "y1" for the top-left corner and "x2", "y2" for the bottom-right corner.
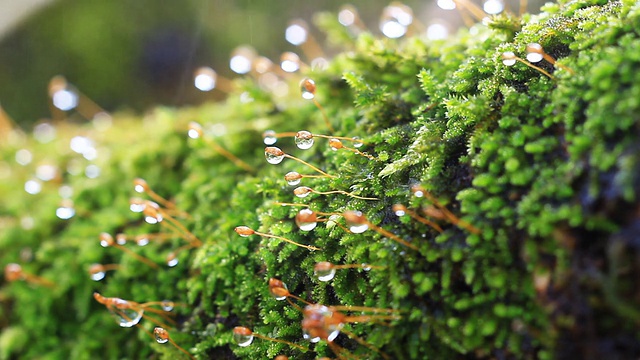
[{"x1": 1, "y1": 0, "x2": 640, "y2": 359}]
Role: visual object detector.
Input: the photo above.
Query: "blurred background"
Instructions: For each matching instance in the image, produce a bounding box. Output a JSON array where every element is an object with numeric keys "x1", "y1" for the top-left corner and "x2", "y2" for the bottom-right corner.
[{"x1": 0, "y1": 0, "x2": 543, "y2": 128}]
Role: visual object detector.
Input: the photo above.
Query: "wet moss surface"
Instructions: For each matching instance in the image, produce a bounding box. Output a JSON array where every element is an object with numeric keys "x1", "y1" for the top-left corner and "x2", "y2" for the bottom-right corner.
[{"x1": 1, "y1": 0, "x2": 640, "y2": 359}]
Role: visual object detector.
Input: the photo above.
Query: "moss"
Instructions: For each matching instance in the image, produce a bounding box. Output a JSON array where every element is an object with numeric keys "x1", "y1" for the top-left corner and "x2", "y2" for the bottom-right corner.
[{"x1": 2, "y1": 0, "x2": 640, "y2": 359}]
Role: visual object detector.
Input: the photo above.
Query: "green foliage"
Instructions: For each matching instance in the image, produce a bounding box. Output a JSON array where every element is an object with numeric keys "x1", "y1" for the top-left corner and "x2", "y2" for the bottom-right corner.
[{"x1": 2, "y1": 0, "x2": 640, "y2": 359}]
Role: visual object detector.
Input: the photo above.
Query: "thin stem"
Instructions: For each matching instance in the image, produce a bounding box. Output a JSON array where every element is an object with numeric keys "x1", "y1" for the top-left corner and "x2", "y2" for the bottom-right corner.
[
  {"x1": 286, "y1": 297, "x2": 303, "y2": 312},
  {"x1": 452, "y1": 0, "x2": 487, "y2": 21},
  {"x1": 420, "y1": 192, "x2": 481, "y2": 235},
  {"x1": 341, "y1": 329, "x2": 390, "y2": 360},
  {"x1": 168, "y1": 338, "x2": 196, "y2": 360},
  {"x1": 515, "y1": 58, "x2": 555, "y2": 80},
  {"x1": 255, "y1": 231, "x2": 321, "y2": 251},
  {"x1": 368, "y1": 223, "x2": 419, "y2": 251},
  {"x1": 332, "y1": 305, "x2": 401, "y2": 314},
  {"x1": 23, "y1": 274, "x2": 56, "y2": 288},
  {"x1": 312, "y1": 99, "x2": 335, "y2": 133},
  {"x1": 113, "y1": 244, "x2": 159, "y2": 269},
  {"x1": 253, "y1": 334, "x2": 309, "y2": 351},
  {"x1": 404, "y1": 208, "x2": 443, "y2": 233},
  {"x1": 288, "y1": 293, "x2": 313, "y2": 306},
  {"x1": 332, "y1": 264, "x2": 386, "y2": 270},
  {"x1": 313, "y1": 134, "x2": 364, "y2": 145},
  {"x1": 311, "y1": 189, "x2": 378, "y2": 201},
  {"x1": 519, "y1": 0, "x2": 527, "y2": 16},
  {"x1": 340, "y1": 146, "x2": 376, "y2": 160},
  {"x1": 205, "y1": 138, "x2": 256, "y2": 173},
  {"x1": 284, "y1": 154, "x2": 336, "y2": 178}
]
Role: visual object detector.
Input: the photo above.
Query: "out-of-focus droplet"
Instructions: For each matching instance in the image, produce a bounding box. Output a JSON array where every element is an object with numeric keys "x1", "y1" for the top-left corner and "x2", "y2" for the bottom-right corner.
[
  {"x1": 280, "y1": 52, "x2": 301, "y2": 73},
  {"x1": 194, "y1": 67, "x2": 217, "y2": 92},
  {"x1": 93, "y1": 112, "x2": 112, "y2": 131},
  {"x1": 380, "y1": 3, "x2": 413, "y2": 38},
  {"x1": 161, "y1": 300, "x2": 174, "y2": 311},
  {"x1": 34, "y1": 123, "x2": 57, "y2": 143},
  {"x1": 36, "y1": 164, "x2": 57, "y2": 181},
  {"x1": 525, "y1": 43, "x2": 544, "y2": 63},
  {"x1": 230, "y1": 46, "x2": 256, "y2": 74},
  {"x1": 85, "y1": 165, "x2": 100, "y2": 179},
  {"x1": 59, "y1": 185, "x2": 73, "y2": 198},
  {"x1": 338, "y1": 6, "x2": 356, "y2": 26},
  {"x1": 56, "y1": 200, "x2": 75, "y2": 220},
  {"x1": 285, "y1": 20, "x2": 308, "y2": 46},
  {"x1": 20, "y1": 216, "x2": 34, "y2": 230},
  {"x1": 263, "y1": 130, "x2": 277, "y2": 145},
  {"x1": 15, "y1": 149, "x2": 32, "y2": 166},
  {"x1": 437, "y1": 0, "x2": 457, "y2": 10},
  {"x1": 52, "y1": 89, "x2": 78, "y2": 111},
  {"x1": 25, "y1": 179, "x2": 42, "y2": 195},
  {"x1": 502, "y1": 52, "x2": 517, "y2": 66},
  {"x1": 426, "y1": 22, "x2": 449, "y2": 40},
  {"x1": 483, "y1": 0, "x2": 504, "y2": 14},
  {"x1": 154, "y1": 327, "x2": 170, "y2": 344}
]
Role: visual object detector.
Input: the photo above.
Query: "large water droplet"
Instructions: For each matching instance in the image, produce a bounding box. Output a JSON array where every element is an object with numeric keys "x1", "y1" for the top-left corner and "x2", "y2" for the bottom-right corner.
[
  {"x1": 349, "y1": 223, "x2": 369, "y2": 234},
  {"x1": 300, "y1": 78, "x2": 316, "y2": 100},
  {"x1": 295, "y1": 131, "x2": 314, "y2": 150},
  {"x1": 352, "y1": 137, "x2": 363, "y2": 148},
  {"x1": 315, "y1": 267, "x2": 336, "y2": 282},
  {"x1": 502, "y1": 52, "x2": 517, "y2": 66},
  {"x1": 265, "y1": 149, "x2": 285, "y2": 164},
  {"x1": 296, "y1": 208, "x2": 317, "y2": 231},
  {"x1": 167, "y1": 257, "x2": 179, "y2": 267},
  {"x1": 234, "y1": 332, "x2": 254, "y2": 347},
  {"x1": 154, "y1": 327, "x2": 170, "y2": 343},
  {"x1": 110, "y1": 305, "x2": 143, "y2": 328}
]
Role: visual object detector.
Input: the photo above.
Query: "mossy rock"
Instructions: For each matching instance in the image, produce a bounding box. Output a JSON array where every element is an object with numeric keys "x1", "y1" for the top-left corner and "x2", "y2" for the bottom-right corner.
[{"x1": 2, "y1": 0, "x2": 640, "y2": 359}]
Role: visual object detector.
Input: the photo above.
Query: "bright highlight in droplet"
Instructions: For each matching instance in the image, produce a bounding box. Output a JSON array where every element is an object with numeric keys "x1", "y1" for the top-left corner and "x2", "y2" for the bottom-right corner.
[
  {"x1": 194, "y1": 67, "x2": 217, "y2": 91},
  {"x1": 285, "y1": 23, "x2": 307, "y2": 46},
  {"x1": 280, "y1": 52, "x2": 301, "y2": 73},
  {"x1": 52, "y1": 89, "x2": 78, "y2": 111},
  {"x1": 230, "y1": 56, "x2": 252, "y2": 74},
  {"x1": 381, "y1": 21, "x2": 407, "y2": 38},
  {"x1": 25, "y1": 179, "x2": 42, "y2": 194},
  {"x1": 426, "y1": 23, "x2": 449, "y2": 40},
  {"x1": 437, "y1": 0, "x2": 457, "y2": 10},
  {"x1": 483, "y1": 0, "x2": 504, "y2": 14},
  {"x1": 15, "y1": 149, "x2": 32, "y2": 166},
  {"x1": 338, "y1": 8, "x2": 356, "y2": 26}
]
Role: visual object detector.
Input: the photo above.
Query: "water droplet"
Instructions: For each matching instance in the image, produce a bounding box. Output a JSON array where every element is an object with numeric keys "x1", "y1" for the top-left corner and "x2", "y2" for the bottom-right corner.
[
  {"x1": 483, "y1": 0, "x2": 504, "y2": 14},
  {"x1": 167, "y1": 256, "x2": 179, "y2": 267},
  {"x1": 525, "y1": 43, "x2": 544, "y2": 63},
  {"x1": 34, "y1": 123, "x2": 56, "y2": 143},
  {"x1": 58, "y1": 185, "x2": 73, "y2": 198},
  {"x1": 110, "y1": 303, "x2": 143, "y2": 328},
  {"x1": 280, "y1": 52, "x2": 301, "y2": 73},
  {"x1": 349, "y1": 223, "x2": 369, "y2": 233},
  {"x1": 229, "y1": 46, "x2": 256, "y2": 74},
  {"x1": 52, "y1": 89, "x2": 78, "y2": 111},
  {"x1": 352, "y1": 137, "x2": 363, "y2": 148},
  {"x1": 296, "y1": 208, "x2": 317, "y2": 231},
  {"x1": 161, "y1": 300, "x2": 174, "y2": 311},
  {"x1": 90, "y1": 271, "x2": 106, "y2": 281},
  {"x1": 300, "y1": 78, "x2": 316, "y2": 100},
  {"x1": 362, "y1": 264, "x2": 372, "y2": 271},
  {"x1": 285, "y1": 172, "x2": 302, "y2": 186},
  {"x1": 116, "y1": 234, "x2": 127, "y2": 245},
  {"x1": 263, "y1": 130, "x2": 278, "y2": 145},
  {"x1": 426, "y1": 22, "x2": 449, "y2": 40},
  {"x1": 36, "y1": 164, "x2": 57, "y2": 181},
  {"x1": 437, "y1": 0, "x2": 456, "y2": 10},
  {"x1": 85, "y1": 165, "x2": 100, "y2": 179},
  {"x1": 24, "y1": 179, "x2": 42, "y2": 195},
  {"x1": 329, "y1": 138, "x2": 342, "y2": 151},
  {"x1": 15, "y1": 149, "x2": 32, "y2": 166},
  {"x1": 315, "y1": 267, "x2": 336, "y2": 282},
  {"x1": 295, "y1": 131, "x2": 314, "y2": 149},
  {"x1": 502, "y1": 52, "x2": 517, "y2": 66},
  {"x1": 55, "y1": 204, "x2": 75, "y2": 220},
  {"x1": 145, "y1": 215, "x2": 160, "y2": 224},
  {"x1": 285, "y1": 21, "x2": 308, "y2": 46},
  {"x1": 272, "y1": 282, "x2": 288, "y2": 301},
  {"x1": 264, "y1": 147, "x2": 285, "y2": 164},
  {"x1": 233, "y1": 331, "x2": 254, "y2": 347},
  {"x1": 154, "y1": 327, "x2": 170, "y2": 343},
  {"x1": 194, "y1": 67, "x2": 217, "y2": 92},
  {"x1": 294, "y1": 187, "x2": 312, "y2": 198},
  {"x1": 136, "y1": 236, "x2": 150, "y2": 246},
  {"x1": 338, "y1": 7, "x2": 356, "y2": 26}
]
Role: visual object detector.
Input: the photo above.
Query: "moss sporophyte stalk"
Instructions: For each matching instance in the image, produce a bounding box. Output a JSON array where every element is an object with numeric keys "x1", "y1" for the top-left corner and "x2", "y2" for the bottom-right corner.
[{"x1": 2, "y1": 0, "x2": 640, "y2": 359}]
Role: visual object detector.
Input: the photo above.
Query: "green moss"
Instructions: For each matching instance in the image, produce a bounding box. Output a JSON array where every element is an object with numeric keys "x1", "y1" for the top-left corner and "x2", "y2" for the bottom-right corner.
[{"x1": 2, "y1": 0, "x2": 640, "y2": 359}]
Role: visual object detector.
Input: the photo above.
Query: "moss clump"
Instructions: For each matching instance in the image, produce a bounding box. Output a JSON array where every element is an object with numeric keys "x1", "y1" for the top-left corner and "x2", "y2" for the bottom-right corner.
[{"x1": 2, "y1": 0, "x2": 640, "y2": 359}]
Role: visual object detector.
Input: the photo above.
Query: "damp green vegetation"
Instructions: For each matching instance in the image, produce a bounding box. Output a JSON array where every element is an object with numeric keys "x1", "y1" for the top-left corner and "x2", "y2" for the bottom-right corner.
[{"x1": 2, "y1": 0, "x2": 640, "y2": 359}]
